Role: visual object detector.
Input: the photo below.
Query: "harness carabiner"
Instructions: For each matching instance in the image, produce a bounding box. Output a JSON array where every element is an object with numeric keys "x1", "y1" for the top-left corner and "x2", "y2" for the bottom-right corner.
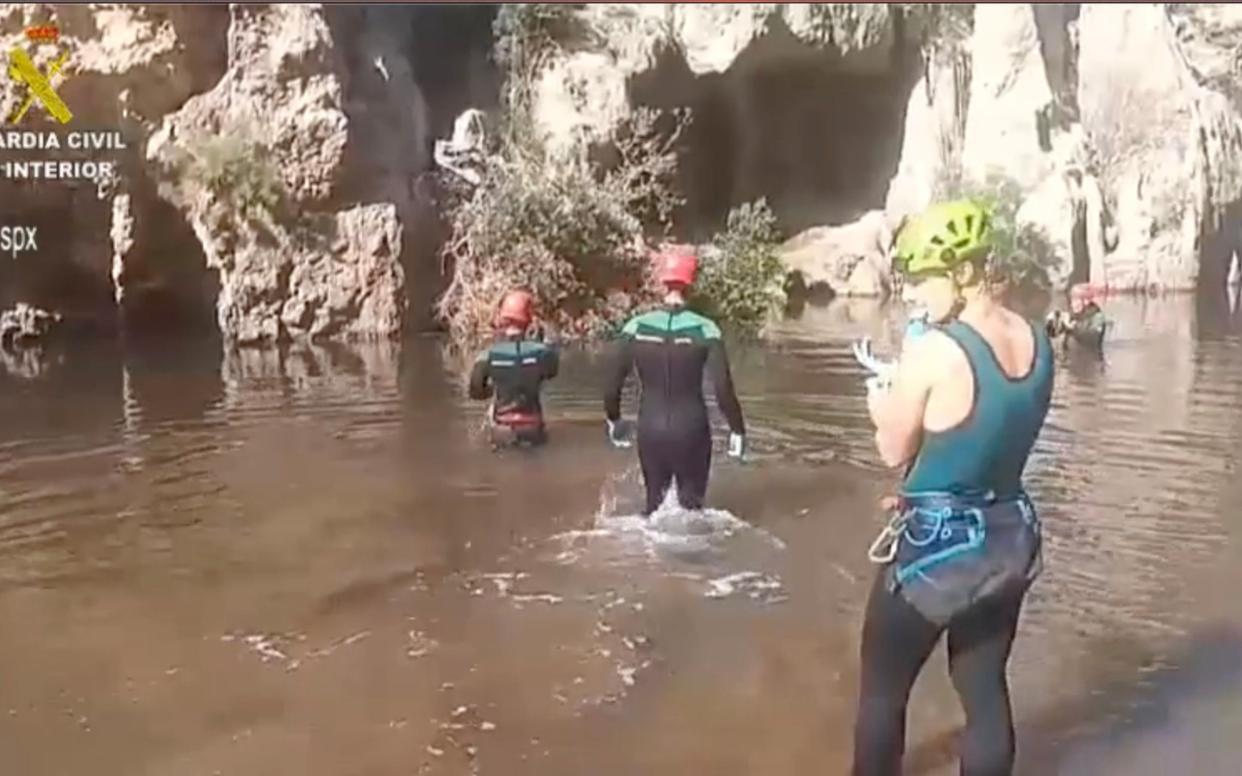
[{"x1": 868, "y1": 511, "x2": 908, "y2": 564}]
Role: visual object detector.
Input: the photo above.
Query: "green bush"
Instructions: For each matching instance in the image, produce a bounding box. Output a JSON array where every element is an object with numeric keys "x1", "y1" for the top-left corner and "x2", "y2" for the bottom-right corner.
[
  {"x1": 166, "y1": 128, "x2": 284, "y2": 224},
  {"x1": 493, "y1": 3, "x2": 577, "y2": 76},
  {"x1": 435, "y1": 108, "x2": 687, "y2": 351},
  {"x1": 441, "y1": 4, "x2": 786, "y2": 348},
  {"x1": 691, "y1": 199, "x2": 786, "y2": 335},
  {"x1": 938, "y1": 174, "x2": 1058, "y2": 294},
  {"x1": 493, "y1": 4, "x2": 581, "y2": 147}
]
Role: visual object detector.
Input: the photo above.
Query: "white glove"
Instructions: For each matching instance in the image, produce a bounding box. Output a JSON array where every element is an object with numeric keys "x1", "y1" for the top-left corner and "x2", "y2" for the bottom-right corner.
[
  {"x1": 852, "y1": 337, "x2": 897, "y2": 378},
  {"x1": 606, "y1": 418, "x2": 633, "y2": 448},
  {"x1": 727, "y1": 432, "x2": 746, "y2": 460}
]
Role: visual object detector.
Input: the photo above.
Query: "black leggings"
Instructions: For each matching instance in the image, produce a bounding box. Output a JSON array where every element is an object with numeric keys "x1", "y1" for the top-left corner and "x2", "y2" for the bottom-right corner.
[
  {"x1": 637, "y1": 428, "x2": 712, "y2": 514},
  {"x1": 853, "y1": 572, "x2": 1027, "y2": 776}
]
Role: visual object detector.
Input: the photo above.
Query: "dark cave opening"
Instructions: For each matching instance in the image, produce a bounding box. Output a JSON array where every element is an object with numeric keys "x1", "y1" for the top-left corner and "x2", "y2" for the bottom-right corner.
[
  {"x1": 1195, "y1": 202, "x2": 1242, "y2": 337},
  {"x1": 0, "y1": 182, "x2": 116, "y2": 336},
  {"x1": 404, "y1": 4, "x2": 501, "y2": 330},
  {"x1": 117, "y1": 174, "x2": 220, "y2": 340},
  {"x1": 630, "y1": 14, "x2": 924, "y2": 241},
  {"x1": 323, "y1": 3, "x2": 502, "y2": 331},
  {"x1": 406, "y1": 3, "x2": 502, "y2": 144}
]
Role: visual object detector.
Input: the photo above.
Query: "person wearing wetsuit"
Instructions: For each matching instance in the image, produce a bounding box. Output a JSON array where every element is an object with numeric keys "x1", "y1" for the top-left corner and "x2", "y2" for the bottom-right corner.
[
  {"x1": 603, "y1": 246, "x2": 746, "y2": 515},
  {"x1": 1045, "y1": 283, "x2": 1108, "y2": 352},
  {"x1": 854, "y1": 200, "x2": 1054, "y2": 776},
  {"x1": 468, "y1": 289, "x2": 559, "y2": 449}
]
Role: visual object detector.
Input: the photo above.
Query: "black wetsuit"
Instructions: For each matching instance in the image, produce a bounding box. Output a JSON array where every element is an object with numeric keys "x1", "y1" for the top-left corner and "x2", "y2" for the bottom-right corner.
[
  {"x1": 603, "y1": 306, "x2": 745, "y2": 514},
  {"x1": 1046, "y1": 302, "x2": 1106, "y2": 351},
  {"x1": 469, "y1": 336, "x2": 559, "y2": 447}
]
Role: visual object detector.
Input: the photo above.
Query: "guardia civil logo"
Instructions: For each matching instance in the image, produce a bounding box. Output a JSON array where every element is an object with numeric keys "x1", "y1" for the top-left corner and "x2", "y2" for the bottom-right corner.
[{"x1": 6, "y1": 24, "x2": 72, "y2": 125}]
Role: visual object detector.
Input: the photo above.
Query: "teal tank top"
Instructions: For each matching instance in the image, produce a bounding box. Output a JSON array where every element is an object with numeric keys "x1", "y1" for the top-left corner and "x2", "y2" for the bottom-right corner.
[{"x1": 903, "y1": 319, "x2": 1054, "y2": 498}]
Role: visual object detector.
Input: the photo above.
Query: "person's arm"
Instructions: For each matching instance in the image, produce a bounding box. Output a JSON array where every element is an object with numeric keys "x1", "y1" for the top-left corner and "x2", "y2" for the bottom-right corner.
[
  {"x1": 541, "y1": 344, "x2": 560, "y2": 381},
  {"x1": 707, "y1": 338, "x2": 745, "y2": 435},
  {"x1": 603, "y1": 337, "x2": 634, "y2": 422},
  {"x1": 866, "y1": 332, "x2": 942, "y2": 468},
  {"x1": 467, "y1": 352, "x2": 492, "y2": 400}
]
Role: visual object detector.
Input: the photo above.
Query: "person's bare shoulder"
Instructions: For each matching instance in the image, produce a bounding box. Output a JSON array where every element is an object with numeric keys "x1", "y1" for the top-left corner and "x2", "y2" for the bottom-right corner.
[
  {"x1": 903, "y1": 327, "x2": 967, "y2": 385},
  {"x1": 999, "y1": 307, "x2": 1032, "y2": 332},
  {"x1": 909, "y1": 322, "x2": 963, "y2": 365}
]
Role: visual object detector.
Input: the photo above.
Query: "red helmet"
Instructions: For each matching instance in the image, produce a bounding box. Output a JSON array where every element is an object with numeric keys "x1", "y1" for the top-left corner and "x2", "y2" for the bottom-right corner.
[
  {"x1": 497, "y1": 289, "x2": 535, "y2": 327},
  {"x1": 655, "y1": 246, "x2": 698, "y2": 287},
  {"x1": 1069, "y1": 283, "x2": 1100, "y2": 302}
]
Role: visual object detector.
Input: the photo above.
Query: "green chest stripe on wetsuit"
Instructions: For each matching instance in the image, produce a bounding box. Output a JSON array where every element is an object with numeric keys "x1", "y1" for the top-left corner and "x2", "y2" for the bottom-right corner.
[
  {"x1": 620, "y1": 309, "x2": 722, "y2": 344},
  {"x1": 487, "y1": 339, "x2": 549, "y2": 367},
  {"x1": 903, "y1": 319, "x2": 1054, "y2": 497}
]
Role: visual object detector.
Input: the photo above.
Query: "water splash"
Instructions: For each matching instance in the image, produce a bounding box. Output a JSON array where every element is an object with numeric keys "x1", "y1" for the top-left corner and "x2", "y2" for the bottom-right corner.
[
  {"x1": 704, "y1": 571, "x2": 789, "y2": 604},
  {"x1": 547, "y1": 465, "x2": 786, "y2": 566}
]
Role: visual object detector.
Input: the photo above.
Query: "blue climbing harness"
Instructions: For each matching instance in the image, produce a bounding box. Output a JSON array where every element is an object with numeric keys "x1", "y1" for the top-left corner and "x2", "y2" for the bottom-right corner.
[{"x1": 869, "y1": 489, "x2": 1042, "y2": 626}]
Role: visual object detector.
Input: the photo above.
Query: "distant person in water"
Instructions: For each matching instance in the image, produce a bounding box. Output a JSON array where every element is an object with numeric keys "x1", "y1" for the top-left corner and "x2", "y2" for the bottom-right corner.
[
  {"x1": 854, "y1": 199, "x2": 1054, "y2": 776},
  {"x1": 469, "y1": 289, "x2": 559, "y2": 450},
  {"x1": 603, "y1": 245, "x2": 746, "y2": 515},
  {"x1": 1045, "y1": 283, "x2": 1108, "y2": 352}
]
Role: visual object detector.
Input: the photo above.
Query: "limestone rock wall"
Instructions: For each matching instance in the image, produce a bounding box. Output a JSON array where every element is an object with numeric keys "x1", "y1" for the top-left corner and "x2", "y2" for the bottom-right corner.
[
  {"x1": 144, "y1": 4, "x2": 422, "y2": 343},
  {"x1": 885, "y1": 3, "x2": 1242, "y2": 296},
  {"x1": 5, "y1": 2, "x2": 1242, "y2": 340},
  {"x1": 0, "y1": 3, "x2": 229, "y2": 330},
  {"x1": 1, "y1": 2, "x2": 484, "y2": 344},
  {"x1": 529, "y1": 4, "x2": 916, "y2": 238}
]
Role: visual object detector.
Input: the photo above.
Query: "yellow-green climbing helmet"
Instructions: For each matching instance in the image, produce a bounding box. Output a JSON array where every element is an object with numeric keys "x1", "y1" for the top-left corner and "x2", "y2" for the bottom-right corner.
[
  {"x1": 889, "y1": 212, "x2": 925, "y2": 274},
  {"x1": 894, "y1": 199, "x2": 993, "y2": 276}
]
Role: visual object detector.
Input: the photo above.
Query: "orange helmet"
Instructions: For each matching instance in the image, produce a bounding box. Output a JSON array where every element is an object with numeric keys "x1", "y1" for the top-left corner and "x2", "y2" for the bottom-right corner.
[
  {"x1": 496, "y1": 289, "x2": 535, "y2": 327},
  {"x1": 654, "y1": 245, "x2": 698, "y2": 287}
]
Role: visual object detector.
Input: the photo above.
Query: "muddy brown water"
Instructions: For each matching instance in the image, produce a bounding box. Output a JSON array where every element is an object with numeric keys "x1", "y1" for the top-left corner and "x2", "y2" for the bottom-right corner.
[{"x1": 2, "y1": 296, "x2": 1242, "y2": 775}]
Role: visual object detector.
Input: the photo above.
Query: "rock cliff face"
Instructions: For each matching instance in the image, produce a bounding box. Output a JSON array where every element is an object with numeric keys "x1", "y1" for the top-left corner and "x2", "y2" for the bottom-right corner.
[
  {"x1": 886, "y1": 3, "x2": 1242, "y2": 295},
  {"x1": 3, "y1": 3, "x2": 1241, "y2": 346},
  {"x1": 527, "y1": 3, "x2": 1242, "y2": 298},
  {"x1": 531, "y1": 4, "x2": 918, "y2": 241},
  {"x1": 1082, "y1": 4, "x2": 1242, "y2": 293},
  {"x1": 0, "y1": 3, "x2": 228, "y2": 331},
  {"x1": 143, "y1": 4, "x2": 420, "y2": 343},
  {"x1": 1, "y1": 2, "x2": 496, "y2": 348}
]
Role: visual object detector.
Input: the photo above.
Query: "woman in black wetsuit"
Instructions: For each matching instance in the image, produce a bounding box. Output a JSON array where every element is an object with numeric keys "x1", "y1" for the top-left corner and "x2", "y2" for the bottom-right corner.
[{"x1": 603, "y1": 246, "x2": 746, "y2": 515}]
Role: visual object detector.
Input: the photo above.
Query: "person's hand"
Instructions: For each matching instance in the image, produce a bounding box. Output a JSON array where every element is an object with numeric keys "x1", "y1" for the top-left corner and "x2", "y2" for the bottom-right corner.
[
  {"x1": 606, "y1": 418, "x2": 633, "y2": 448},
  {"x1": 865, "y1": 376, "x2": 891, "y2": 423},
  {"x1": 727, "y1": 432, "x2": 746, "y2": 461},
  {"x1": 853, "y1": 337, "x2": 896, "y2": 378}
]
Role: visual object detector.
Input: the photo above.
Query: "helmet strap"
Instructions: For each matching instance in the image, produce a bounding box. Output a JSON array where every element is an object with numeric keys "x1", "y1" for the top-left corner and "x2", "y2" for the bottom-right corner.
[{"x1": 941, "y1": 258, "x2": 986, "y2": 322}]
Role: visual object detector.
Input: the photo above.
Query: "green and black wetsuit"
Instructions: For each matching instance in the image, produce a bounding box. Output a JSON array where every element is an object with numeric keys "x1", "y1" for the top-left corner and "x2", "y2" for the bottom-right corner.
[
  {"x1": 1068, "y1": 301, "x2": 1107, "y2": 349},
  {"x1": 469, "y1": 336, "x2": 559, "y2": 446},
  {"x1": 604, "y1": 306, "x2": 745, "y2": 514},
  {"x1": 1046, "y1": 302, "x2": 1107, "y2": 351}
]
